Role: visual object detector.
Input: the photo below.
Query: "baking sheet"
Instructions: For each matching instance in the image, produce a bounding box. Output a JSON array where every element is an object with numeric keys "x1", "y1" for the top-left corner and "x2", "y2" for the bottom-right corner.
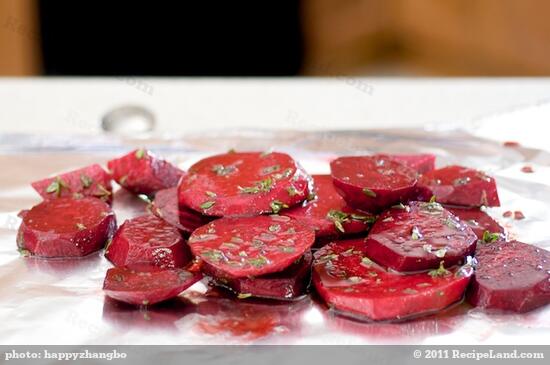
[{"x1": 1, "y1": 128, "x2": 549, "y2": 345}]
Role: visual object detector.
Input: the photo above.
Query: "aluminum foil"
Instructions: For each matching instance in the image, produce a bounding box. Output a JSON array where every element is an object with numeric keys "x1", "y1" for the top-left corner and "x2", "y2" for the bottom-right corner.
[{"x1": 1, "y1": 128, "x2": 549, "y2": 345}]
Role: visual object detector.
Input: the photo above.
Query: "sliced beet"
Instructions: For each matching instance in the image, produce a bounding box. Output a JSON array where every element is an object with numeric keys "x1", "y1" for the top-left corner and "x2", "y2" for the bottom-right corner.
[
  {"x1": 445, "y1": 206, "x2": 505, "y2": 240},
  {"x1": 417, "y1": 165, "x2": 500, "y2": 207},
  {"x1": 312, "y1": 239, "x2": 473, "y2": 321},
  {"x1": 375, "y1": 153, "x2": 436, "y2": 174},
  {"x1": 107, "y1": 149, "x2": 184, "y2": 196},
  {"x1": 330, "y1": 156, "x2": 417, "y2": 213},
  {"x1": 105, "y1": 215, "x2": 190, "y2": 271},
  {"x1": 178, "y1": 151, "x2": 312, "y2": 217},
  {"x1": 364, "y1": 201, "x2": 477, "y2": 272},
  {"x1": 31, "y1": 163, "x2": 113, "y2": 203},
  {"x1": 188, "y1": 215, "x2": 316, "y2": 278},
  {"x1": 151, "y1": 187, "x2": 212, "y2": 234},
  {"x1": 17, "y1": 197, "x2": 116, "y2": 257},
  {"x1": 468, "y1": 240, "x2": 550, "y2": 313},
  {"x1": 284, "y1": 175, "x2": 376, "y2": 238},
  {"x1": 103, "y1": 267, "x2": 201, "y2": 306},
  {"x1": 204, "y1": 251, "x2": 313, "y2": 300}
]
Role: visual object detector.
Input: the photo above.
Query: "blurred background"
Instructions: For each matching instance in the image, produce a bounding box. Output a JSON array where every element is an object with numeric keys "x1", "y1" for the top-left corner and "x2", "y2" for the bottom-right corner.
[{"x1": 2, "y1": 0, "x2": 550, "y2": 77}]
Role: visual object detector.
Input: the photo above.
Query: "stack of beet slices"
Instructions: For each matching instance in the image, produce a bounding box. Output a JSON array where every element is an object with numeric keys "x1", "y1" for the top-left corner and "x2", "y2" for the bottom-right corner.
[{"x1": 15, "y1": 149, "x2": 550, "y2": 322}]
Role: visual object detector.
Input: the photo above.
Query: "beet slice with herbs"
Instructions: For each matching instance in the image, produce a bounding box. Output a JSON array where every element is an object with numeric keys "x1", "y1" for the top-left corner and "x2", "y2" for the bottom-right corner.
[
  {"x1": 31, "y1": 163, "x2": 113, "y2": 203},
  {"x1": 103, "y1": 267, "x2": 201, "y2": 306},
  {"x1": 445, "y1": 206, "x2": 505, "y2": 241},
  {"x1": 151, "y1": 187, "x2": 212, "y2": 234},
  {"x1": 17, "y1": 197, "x2": 116, "y2": 257},
  {"x1": 107, "y1": 148, "x2": 184, "y2": 196},
  {"x1": 188, "y1": 215, "x2": 316, "y2": 279},
  {"x1": 204, "y1": 251, "x2": 313, "y2": 300},
  {"x1": 417, "y1": 165, "x2": 500, "y2": 207},
  {"x1": 330, "y1": 155, "x2": 418, "y2": 213},
  {"x1": 284, "y1": 175, "x2": 376, "y2": 238},
  {"x1": 178, "y1": 151, "x2": 312, "y2": 217},
  {"x1": 375, "y1": 153, "x2": 436, "y2": 174},
  {"x1": 365, "y1": 201, "x2": 477, "y2": 272},
  {"x1": 312, "y1": 239, "x2": 473, "y2": 321},
  {"x1": 105, "y1": 215, "x2": 190, "y2": 271},
  {"x1": 468, "y1": 240, "x2": 550, "y2": 313}
]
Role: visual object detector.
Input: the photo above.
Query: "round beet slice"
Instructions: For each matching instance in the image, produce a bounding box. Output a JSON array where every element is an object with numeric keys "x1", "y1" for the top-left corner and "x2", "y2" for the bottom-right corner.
[
  {"x1": 204, "y1": 251, "x2": 313, "y2": 300},
  {"x1": 330, "y1": 156, "x2": 417, "y2": 213},
  {"x1": 445, "y1": 206, "x2": 505, "y2": 240},
  {"x1": 103, "y1": 267, "x2": 201, "y2": 306},
  {"x1": 313, "y1": 239, "x2": 473, "y2": 322},
  {"x1": 151, "y1": 187, "x2": 212, "y2": 234},
  {"x1": 17, "y1": 197, "x2": 116, "y2": 257},
  {"x1": 188, "y1": 215, "x2": 315, "y2": 278},
  {"x1": 105, "y1": 215, "x2": 190, "y2": 271},
  {"x1": 375, "y1": 153, "x2": 436, "y2": 174},
  {"x1": 468, "y1": 240, "x2": 550, "y2": 313},
  {"x1": 417, "y1": 165, "x2": 500, "y2": 207},
  {"x1": 284, "y1": 175, "x2": 376, "y2": 238},
  {"x1": 108, "y1": 149, "x2": 184, "y2": 196},
  {"x1": 178, "y1": 151, "x2": 312, "y2": 217},
  {"x1": 365, "y1": 201, "x2": 477, "y2": 272},
  {"x1": 31, "y1": 163, "x2": 113, "y2": 203}
]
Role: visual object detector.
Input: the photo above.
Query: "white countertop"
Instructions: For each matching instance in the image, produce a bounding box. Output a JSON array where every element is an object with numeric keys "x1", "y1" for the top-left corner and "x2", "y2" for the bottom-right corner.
[{"x1": 1, "y1": 77, "x2": 550, "y2": 136}]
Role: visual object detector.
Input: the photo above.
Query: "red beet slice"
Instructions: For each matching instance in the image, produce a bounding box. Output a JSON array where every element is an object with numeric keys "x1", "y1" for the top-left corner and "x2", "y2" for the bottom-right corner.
[
  {"x1": 468, "y1": 240, "x2": 550, "y2": 313},
  {"x1": 204, "y1": 251, "x2": 313, "y2": 300},
  {"x1": 284, "y1": 175, "x2": 376, "y2": 238},
  {"x1": 107, "y1": 149, "x2": 184, "y2": 196},
  {"x1": 31, "y1": 163, "x2": 113, "y2": 203},
  {"x1": 375, "y1": 153, "x2": 436, "y2": 174},
  {"x1": 330, "y1": 156, "x2": 417, "y2": 213},
  {"x1": 103, "y1": 267, "x2": 201, "y2": 306},
  {"x1": 188, "y1": 215, "x2": 316, "y2": 278},
  {"x1": 17, "y1": 197, "x2": 116, "y2": 257},
  {"x1": 365, "y1": 201, "x2": 477, "y2": 272},
  {"x1": 417, "y1": 165, "x2": 500, "y2": 207},
  {"x1": 312, "y1": 239, "x2": 473, "y2": 321},
  {"x1": 178, "y1": 151, "x2": 312, "y2": 217},
  {"x1": 445, "y1": 206, "x2": 505, "y2": 240},
  {"x1": 105, "y1": 215, "x2": 190, "y2": 271},
  {"x1": 151, "y1": 187, "x2": 212, "y2": 234}
]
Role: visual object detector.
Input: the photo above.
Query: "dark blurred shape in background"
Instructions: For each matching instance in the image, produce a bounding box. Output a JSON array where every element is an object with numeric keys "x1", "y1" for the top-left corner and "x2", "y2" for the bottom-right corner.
[{"x1": 2, "y1": 0, "x2": 550, "y2": 76}]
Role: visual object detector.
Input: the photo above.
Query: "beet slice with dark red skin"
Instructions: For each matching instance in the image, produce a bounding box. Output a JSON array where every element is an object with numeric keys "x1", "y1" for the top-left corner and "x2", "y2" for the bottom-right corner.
[
  {"x1": 312, "y1": 239, "x2": 473, "y2": 322},
  {"x1": 375, "y1": 153, "x2": 436, "y2": 174},
  {"x1": 178, "y1": 151, "x2": 312, "y2": 217},
  {"x1": 204, "y1": 251, "x2": 313, "y2": 300},
  {"x1": 284, "y1": 175, "x2": 376, "y2": 238},
  {"x1": 330, "y1": 156, "x2": 418, "y2": 213},
  {"x1": 188, "y1": 215, "x2": 316, "y2": 279},
  {"x1": 417, "y1": 165, "x2": 500, "y2": 207},
  {"x1": 468, "y1": 240, "x2": 550, "y2": 313},
  {"x1": 151, "y1": 187, "x2": 212, "y2": 234},
  {"x1": 31, "y1": 163, "x2": 113, "y2": 203},
  {"x1": 103, "y1": 267, "x2": 201, "y2": 306},
  {"x1": 105, "y1": 215, "x2": 191, "y2": 271},
  {"x1": 364, "y1": 201, "x2": 477, "y2": 272},
  {"x1": 17, "y1": 197, "x2": 116, "y2": 257},
  {"x1": 108, "y1": 149, "x2": 184, "y2": 196},
  {"x1": 445, "y1": 206, "x2": 505, "y2": 240}
]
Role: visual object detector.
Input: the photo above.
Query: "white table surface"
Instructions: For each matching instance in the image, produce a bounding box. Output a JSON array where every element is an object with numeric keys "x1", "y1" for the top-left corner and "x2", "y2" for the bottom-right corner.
[{"x1": 1, "y1": 77, "x2": 550, "y2": 136}]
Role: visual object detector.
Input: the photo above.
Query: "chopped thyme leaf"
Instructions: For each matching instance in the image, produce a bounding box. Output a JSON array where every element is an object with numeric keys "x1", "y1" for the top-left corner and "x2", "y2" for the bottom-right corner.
[
  {"x1": 268, "y1": 224, "x2": 281, "y2": 232},
  {"x1": 270, "y1": 200, "x2": 288, "y2": 213},
  {"x1": 428, "y1": 261, "x2": 451, "y2": 278},
  {"x1": 247, "y1": 256, "x2": 268, "y2": 267},
  {"x1": 360, "y1": 257, "x2": 374, "y2": 267},
  {"x1": 261, "y1": 165, "x2": 280, "y2": 175},
  {"x1": 205, "y1": 191, "x2": 217, "y2": 198},
  {"x1": 76, "y1": 223, "x2": 86, "y2": 230},
  {"x1": 80, "y1": 174, "x2": 93, "y2": 188},
  {"x1": 93, "y1": 184, "x2": 112, "y2": 199},
  {"x1": 135, "y1": 149, "x2": 146, "y2": 159},
  {"x1": 212, "y1": 164, "x2": 236, "y2": 176},
  {"x1": 362, "y1": 188, "x2": 377, "y2": 198},
  {"x1": 238, "y1": 177, "x2": 273, "y2": 194},
  {"x1": 200, "y1": 201, "x2": 215, "y2": 210},
  {"x1": 429, "y1": 195, "x2": 437, "y2": 204},
  {"x1": 481, "y1": 230, "x2": 500, "y2": 244},
  {"x1": 237, "y1": 293, "x2": 252, "y2": 299},
  {"x1": 286, "y1": 186, "x2": 298, "y2": 196},
  {"x1": 46, "y1": 177, "x2": 68, "y2": 197}
]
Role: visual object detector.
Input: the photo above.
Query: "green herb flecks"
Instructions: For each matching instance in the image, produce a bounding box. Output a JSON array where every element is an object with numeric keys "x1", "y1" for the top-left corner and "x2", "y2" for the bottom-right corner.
[
  {"x1": 270, "y1": 200, "x2": 288, "y2": 214},
  {"x1": 93, "y1": 184, "x2": 112, "y2": 200},
  {"x1": 326, "y1": 210, "x2": 349, "y2": 233},
  {"x1": 237, "y1": 293, "x2": 252, "y2": 299},
  {"x1": 362, "y1": 188, "x2": 377, "y2": 198},
  {"x1": 205, "y1": 191, "x2": 217, "y2": 198},
  {"x1": 360, "y1": 257, "x2": 374, "y2": 267},
  {"x1": 238, "y1": 177, "x2": 273, "y2": 194},
  {"x1": 268, "y1": 224, "x2": 281, "y2": 232},
  {"x1": 80, "y1": 174, "x2": 93, "y2": 189},
  {"x1": 46, "y1": 177, "x2": 68, "y2": 197},
  {"x1": 247, "y1": 256, "x2": 268, "y2": 268},
  {"x1": 200, "y1": 200, "x2": 216, "y2": 210},
  {"x1": 261, "y1": 165, "x2": 280, "y2": 175},
  {"x1": 411, "y1": 226, "x2": 422, "y2": 240},
  {"x1": 212, "y1": 164, "x2": 236, "y2": 176},
  {"x1": 482, "y1": 230, "x2": 500, "y2": 244},
  {"x1": 135, "y1": 149, "x2": 146, "y2": 159},
  {"x1": 286, "y1": 186, "x2": 298, "y2": 196},
  {"x1": 428, "y1": 261, "x2": 451, "y2": 278},
  {"x1": 76, "y1": 223, "x2": 86, "y2": 230}
]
